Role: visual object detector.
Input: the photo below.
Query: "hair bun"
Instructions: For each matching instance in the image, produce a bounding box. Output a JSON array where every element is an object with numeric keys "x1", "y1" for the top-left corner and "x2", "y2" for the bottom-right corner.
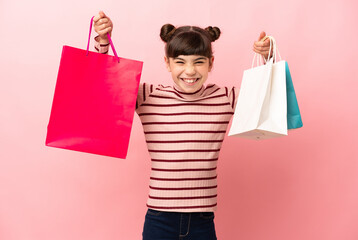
[
  {"x1": 160, "y1": 24, "x2": 176, "y2": 42},
  {"x1": 205, "y1": 26, "x2": 221, "y2": 42}
]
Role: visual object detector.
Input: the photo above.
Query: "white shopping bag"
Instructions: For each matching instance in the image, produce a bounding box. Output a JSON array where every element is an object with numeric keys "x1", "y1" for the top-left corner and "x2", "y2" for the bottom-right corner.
[{"x1": 228, "y1": 36, "x2": 287, "y2": 140}]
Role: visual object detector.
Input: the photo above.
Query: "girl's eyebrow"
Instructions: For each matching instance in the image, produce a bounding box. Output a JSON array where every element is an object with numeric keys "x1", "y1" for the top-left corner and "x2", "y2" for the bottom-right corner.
[
  {"x1": 174, "y1": 57, "x2": 185, "y2": 61},
  {"x1": 173, "y1": 57, "x2": 207, "y2": 61}
]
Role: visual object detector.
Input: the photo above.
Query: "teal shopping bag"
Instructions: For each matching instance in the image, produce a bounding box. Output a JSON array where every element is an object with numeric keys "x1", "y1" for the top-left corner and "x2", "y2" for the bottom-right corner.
[{"x1": 286, "y1": 62, "x2": 303, "y2": 129}]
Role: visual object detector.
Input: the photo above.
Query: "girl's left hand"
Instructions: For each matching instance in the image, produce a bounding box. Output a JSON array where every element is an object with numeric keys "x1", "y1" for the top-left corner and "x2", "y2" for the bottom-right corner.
[{"x1": 253, "y1": 31, "x2": 273, "y2": 60}]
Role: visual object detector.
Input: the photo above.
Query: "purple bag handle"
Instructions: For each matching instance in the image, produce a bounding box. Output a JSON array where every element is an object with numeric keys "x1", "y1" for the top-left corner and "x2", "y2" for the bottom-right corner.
[{"x1": 86, "y1": 16, "x2": 119, "y2": 63}]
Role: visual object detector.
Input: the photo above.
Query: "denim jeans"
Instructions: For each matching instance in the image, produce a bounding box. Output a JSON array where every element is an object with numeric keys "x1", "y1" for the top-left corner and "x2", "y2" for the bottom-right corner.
[{"x1": 142, "y1": 208, "x2": 217, "y2": 240}]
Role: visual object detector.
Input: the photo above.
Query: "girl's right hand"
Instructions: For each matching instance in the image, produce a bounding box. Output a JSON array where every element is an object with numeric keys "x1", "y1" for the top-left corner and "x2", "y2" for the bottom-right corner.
[{"x1": 93, "y1": 11, "x2": 113, "y2": 43}]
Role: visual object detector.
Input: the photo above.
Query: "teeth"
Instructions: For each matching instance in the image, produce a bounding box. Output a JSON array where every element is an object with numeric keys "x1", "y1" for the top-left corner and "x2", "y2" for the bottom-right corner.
[{"x1": 182, "y1": 78, "x2": 198, "y2": 83}]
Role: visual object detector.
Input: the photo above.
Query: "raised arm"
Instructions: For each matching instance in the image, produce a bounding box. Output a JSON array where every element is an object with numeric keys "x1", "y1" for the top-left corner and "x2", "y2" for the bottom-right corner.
[{"x1": 93, "y1": 11, "x2": 113, "y2": 54}]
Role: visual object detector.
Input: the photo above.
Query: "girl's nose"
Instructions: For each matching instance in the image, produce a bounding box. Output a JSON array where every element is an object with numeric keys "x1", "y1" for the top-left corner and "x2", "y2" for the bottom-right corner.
[{"x1": 185, "y1": 65, "x2": 196, "y2": 75}]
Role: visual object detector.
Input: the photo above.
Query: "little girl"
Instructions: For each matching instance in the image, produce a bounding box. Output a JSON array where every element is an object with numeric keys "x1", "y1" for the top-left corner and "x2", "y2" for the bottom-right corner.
[{"x1": 93, "y1": 10, "x2": 273, "y2": 240}]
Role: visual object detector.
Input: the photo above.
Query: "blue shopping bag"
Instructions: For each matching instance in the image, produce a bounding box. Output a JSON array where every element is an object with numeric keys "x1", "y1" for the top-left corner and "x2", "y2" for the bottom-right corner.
[{"x1": 286, "y1": 62, "x2": 303, "y2": 129}]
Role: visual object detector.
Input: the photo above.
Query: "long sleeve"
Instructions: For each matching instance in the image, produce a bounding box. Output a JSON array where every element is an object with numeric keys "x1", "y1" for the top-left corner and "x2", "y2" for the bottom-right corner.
[
  {"x1": 93, "y1": 35, "x2": 110, "y2": 54},
  {"x1": 226, "y1": 86, "x2": 239, "y2": 111},
  {"x1": 136, "y1": 83, "x2": 155, "y2": 110}
]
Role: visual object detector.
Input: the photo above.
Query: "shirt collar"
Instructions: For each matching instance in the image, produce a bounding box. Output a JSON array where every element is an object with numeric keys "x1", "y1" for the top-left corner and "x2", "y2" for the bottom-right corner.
[{"x1": 172, "y1": 82, "x2": 205, "y2": 99}]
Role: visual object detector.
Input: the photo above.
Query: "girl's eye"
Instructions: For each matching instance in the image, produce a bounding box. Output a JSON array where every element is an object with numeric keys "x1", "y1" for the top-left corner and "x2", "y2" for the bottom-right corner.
[
  {"x1": 175, "y1": 61, "x2": 184, "y2": 64},
  {"x1": 195, "y1": 61, "x2": 204, "y2": 64}
]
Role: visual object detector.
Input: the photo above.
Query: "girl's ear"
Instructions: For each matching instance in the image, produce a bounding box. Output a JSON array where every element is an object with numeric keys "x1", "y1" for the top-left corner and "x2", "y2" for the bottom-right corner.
[
  {"x1": 164, "y1": 56, "x2": 171, "y2": 72},
  {"x1": 209, "y1": 56, "x2": 214, "y2": 72}
]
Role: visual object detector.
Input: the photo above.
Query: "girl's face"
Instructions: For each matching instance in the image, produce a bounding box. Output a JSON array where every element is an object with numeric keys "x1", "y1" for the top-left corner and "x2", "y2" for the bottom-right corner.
[{"x1": 165, "y1": 55, "x2": 214, "y2": 93}]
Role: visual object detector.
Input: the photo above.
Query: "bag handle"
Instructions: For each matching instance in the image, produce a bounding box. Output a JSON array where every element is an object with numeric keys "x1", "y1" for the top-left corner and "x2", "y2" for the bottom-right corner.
[
  {"x1": 251, "y1": 35, "x2": 282, "y2": 68},
  {"x1": 86, "y1": 16, "x2": 120, "y2": 63},
  {"x1": 264, "y1": 36, "x2": 282, "y2": 63}
]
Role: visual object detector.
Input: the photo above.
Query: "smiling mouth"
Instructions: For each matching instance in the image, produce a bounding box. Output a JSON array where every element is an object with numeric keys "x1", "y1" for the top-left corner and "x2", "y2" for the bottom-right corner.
[{"x1": 180, "y1": 78, "x2": 200, "y2": 84}]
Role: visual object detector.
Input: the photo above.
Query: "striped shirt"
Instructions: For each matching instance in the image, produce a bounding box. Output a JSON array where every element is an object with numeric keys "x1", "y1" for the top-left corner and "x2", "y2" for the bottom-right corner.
[{"x1": 94, "y1": 36, "x2": 239, "y2": 212}]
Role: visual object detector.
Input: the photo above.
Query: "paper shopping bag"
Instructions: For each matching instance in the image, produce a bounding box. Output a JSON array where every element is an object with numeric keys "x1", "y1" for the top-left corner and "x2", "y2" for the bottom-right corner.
[
  {"x1": 46, "y1": 16, "x2": 143, "y2": 158},
  {"x1": 228, "y1": 36, "x2": 288, "y2": 140},
  {"x1": 286, "y1": 62, "x2": 303, "y2": 129}
]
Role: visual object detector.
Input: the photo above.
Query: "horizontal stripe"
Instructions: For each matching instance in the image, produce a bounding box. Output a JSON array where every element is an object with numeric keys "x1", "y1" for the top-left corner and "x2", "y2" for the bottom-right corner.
[
  {"x1": 147, "y1": 203, "x2": 217, "y2": 209},
  {"x1": 146, "y1": 140, "x2": 223, "y2": 143},
  {"x1": 205, "y1": 87, "x2": 220, "y2": 96},
  {"x1": 156, "y1": 88, "x2": 184, "y2": 99},
  {"x1": 149, "y1": 185, "x2": 217, "y2": 190},
  {"x1": 151, "y1": 158, "x2": 218, "y2": 162},
  {"x1": 94, "y1": 46, "x2": 108, "y2": 54},
  {"x1": 204, "y1": 84, "x2": 216, "y2": 91},
  {"x1": 149, "y1": 194, "x2": 217, "y2": 200},
  {"x1": 141, "y1": 102, "x2": 230, "y2": 107},
  {"x1": 99, "y1": 43, "x2": 110, "y2": 47},
  {"x1": 142, "y1": 121, "x2": 229, "y2": 125},
  {"x1": 148, "y1": 93, "x2": 226, "y2": 102},
  {"x1": 144, "y1": 130, "x2": 226, "y2": 134},
  {"x1": 151, "y1": 167, "x2": 217, "y2": 172},
  {"x1": 148, "y1": 149, "x2": 220, "y2": 153},
  {"x1": 139, "y1": 112, "x2": 233, "y2": 116},
  {"x1": 150, "y1": 175, "x2": 217, "y2": 181}
]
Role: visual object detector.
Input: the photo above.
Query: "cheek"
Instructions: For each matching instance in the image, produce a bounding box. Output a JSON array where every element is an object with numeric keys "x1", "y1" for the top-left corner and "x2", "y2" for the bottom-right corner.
[
  {"x1": 199, "y1": 67, "x2": 210, "y2": 76},
  {"x1": 171, "y1": 68, "x2": 183, "y2": 77},
  {"x1": 170, "y1": 70, "x2": 181, "y2": 81}
]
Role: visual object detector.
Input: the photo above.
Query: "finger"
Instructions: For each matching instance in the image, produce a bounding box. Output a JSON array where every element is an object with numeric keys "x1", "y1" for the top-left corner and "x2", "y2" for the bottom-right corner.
[
  {"x1": 99, "y1": 10, "x2": 106, "y2": 18},
  {"x1": 263, "y1": 38, "x2": 271, "y2": 47},
  {"x1": 258, "y1": 31, "x2": 266, "y2": 41},
  {"x1": 98, "y1": 27, "x2": 112, "y2": 36},
  {"x1": 256, "y1": 43, "x2": 271, "y2": 50},
  {"x1": 252, "y1": 48, "x2": 267, "y2": 56},
  {"x1": 93, "y1": 11, "x2": 107, "y2": 22},
  {"x1": 94, "y1": 19, "x2": 111, "y2": 30},
  {"x1": 93, "y1": 14, "x2": 101, "y2": 23},
  {"x1": 253, "y1": 42, "x2": 271, "y2": 50},
  {"x1": 253, "y1": 45, "x2": 272, "y2": 55},
  {"x1": 98, "y1": 23, "x2": 110, "y2": 31},
  {"x1": 253, "y1": 40, "x2": 269, "y2": 47},
  {"x1": 253, "y1": 45, "x2": 272, "y2": 53},
  {"x1": 96, "y1": 18, "x2": 109, "y2": 26},
  {"x1": 252, "y1": 48, "x2": 260, "y2": 54}
]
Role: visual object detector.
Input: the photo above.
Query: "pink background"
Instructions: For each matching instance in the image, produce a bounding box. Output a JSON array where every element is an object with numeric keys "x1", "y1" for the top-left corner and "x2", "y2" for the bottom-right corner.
[{"x1": 1, "y1": 0, "x2": 357, "y2": 239}]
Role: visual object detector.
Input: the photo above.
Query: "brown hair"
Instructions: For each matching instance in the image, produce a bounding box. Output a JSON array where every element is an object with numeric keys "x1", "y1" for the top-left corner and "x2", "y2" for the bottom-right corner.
[{"x1": 160, "y1": 24, "x2": 221, "y2": 59}]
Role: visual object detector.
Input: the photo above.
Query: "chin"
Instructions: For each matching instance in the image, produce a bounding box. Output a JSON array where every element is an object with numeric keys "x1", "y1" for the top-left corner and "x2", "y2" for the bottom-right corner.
[{"x1": 179, "y1": 83, "x2": 202, "y2": 93}]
